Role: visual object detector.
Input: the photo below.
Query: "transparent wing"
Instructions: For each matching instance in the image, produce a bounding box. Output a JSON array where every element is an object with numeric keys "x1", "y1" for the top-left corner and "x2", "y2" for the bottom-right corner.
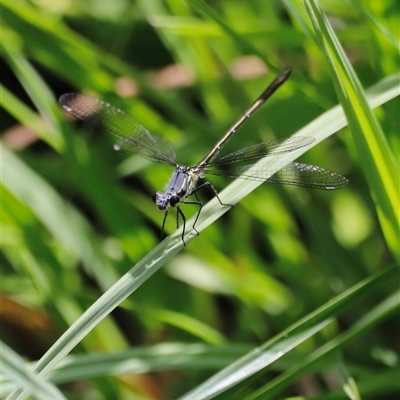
[
  {"x1": 204, "y1": 139, "x2": 348, "y2": 190},
  {"x1": 205, "y1": 161, "x2": 348, "y2": 189},
  {"x1": 59, "y1": 93, "x2": 177, "y2": 166},
  {"x1": 265, "y1": 162, "x2": 349, "y2": 189},
  {"x1": 211, "y1": 136, "x2": 314, "y2": 165}
]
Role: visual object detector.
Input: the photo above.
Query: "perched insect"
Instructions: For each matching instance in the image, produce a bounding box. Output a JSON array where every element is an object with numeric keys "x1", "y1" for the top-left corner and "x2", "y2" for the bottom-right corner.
[{"x1": 60, "y1": 68, "x2": 348, "y2": 244}]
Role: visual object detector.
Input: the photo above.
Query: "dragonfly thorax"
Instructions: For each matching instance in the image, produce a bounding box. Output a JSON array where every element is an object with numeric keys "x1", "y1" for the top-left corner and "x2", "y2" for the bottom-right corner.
[{"x1": 152, "y1": 167, "x2": 200, "y2": 210}]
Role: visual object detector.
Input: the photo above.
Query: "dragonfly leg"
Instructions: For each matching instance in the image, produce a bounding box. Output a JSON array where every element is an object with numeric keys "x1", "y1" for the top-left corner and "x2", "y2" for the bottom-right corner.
[
  {"x1": 160, "y1": 208, "x2": 188, "y2": 246},
  {"x1": 182, "y1": 195, "x2": 203, "y2": 237},
  {"x1": 176, "y1": 207, "x2": 187, "y2": 246},
  {"x1": 160, "y1": 210, "x2": 169, "y2": 241},
  {"x1": 192, "y1": 181, "x2": 234, "y2": 207}
]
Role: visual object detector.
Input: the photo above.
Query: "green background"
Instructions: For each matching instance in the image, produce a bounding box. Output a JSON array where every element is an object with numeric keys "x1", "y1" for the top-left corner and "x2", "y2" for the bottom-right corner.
[{"x1": 1, "y1": 0, "x2": 399, "y2": 399}]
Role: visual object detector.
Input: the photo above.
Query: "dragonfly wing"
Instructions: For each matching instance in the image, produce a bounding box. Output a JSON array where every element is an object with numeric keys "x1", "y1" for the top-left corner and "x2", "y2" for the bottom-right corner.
[
  {"x1": 213, "y1": 136, "x2": 315, "y2": 165},
  {"x1": 60, "y1": 93, "x2": 177, "y2": 166},
  {"x1": 114, "y1": 133, "x2": 177, "y2": 164},
  {"x1": 205, "y1": 161, "x2": 348, "y2": 190}
]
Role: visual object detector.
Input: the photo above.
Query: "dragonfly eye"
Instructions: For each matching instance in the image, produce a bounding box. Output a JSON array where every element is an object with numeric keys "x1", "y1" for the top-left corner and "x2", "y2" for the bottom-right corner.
[
  {"x1": 169, "y1": 196, "x2": 180, "y2": 207},
  {"x1": 151, "y1": 193, "x2": 157, "y2": 203}
]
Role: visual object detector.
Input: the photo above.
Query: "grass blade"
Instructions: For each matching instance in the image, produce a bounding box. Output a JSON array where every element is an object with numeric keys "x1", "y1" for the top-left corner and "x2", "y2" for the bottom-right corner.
[
  {"x1": 1, "y1": 341, "x2": 67, "y2": 400},
  {"x1": 304, "y1": 0, "x2": 399, "y2": 258},
  {"x1": 179, "y1": 266, "x2": 397, "y2": 400},
  {"x1": 245, "y1": 282, "x2": 399, "y2": 399}
]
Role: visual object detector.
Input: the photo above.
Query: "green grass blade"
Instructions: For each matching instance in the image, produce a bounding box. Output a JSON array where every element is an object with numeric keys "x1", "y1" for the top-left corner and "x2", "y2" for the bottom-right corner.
[
  {"x1": 1, "y1": 146, "x2": 120, "y2": 289},
  {"x1": 0, "y1": 84, "x2": 55, "y2": 146},
  {"x1": 178, "y1": 266, "x2": 396, "y2": 400},
  {"x1": 347, "y1": 0, "x2": 400, "y2": 49},
  {"x1": 2, "y1": 29, "x2": 64, "y2": 151},
  {"x1": 179, "y1": 319, "x2": 332, "y2": 400},
  {"x1": 334, "y1": 358, "x2": 361, "y2": 400},
  {"x1": 1, "y1": 341, "x2": 67, "y2": 400},
  {"x1": 3, "y1": 270, "x2": 396, "y2": 399},
  {"x1": 304, "y1": 0, "x2": 400, "y2": 258},
  {"x1": 186, "y1": 0, "x2": 267, "y2": 63},
  {"x1": 5, "y1": 243, "x2": 184, "y2": 400},
  {"x1": 246, "y1": 282, "x2": 399, "y2": 399},
  {"x1": 1, "y1": 344, "x2": 251, "y2": 396}
]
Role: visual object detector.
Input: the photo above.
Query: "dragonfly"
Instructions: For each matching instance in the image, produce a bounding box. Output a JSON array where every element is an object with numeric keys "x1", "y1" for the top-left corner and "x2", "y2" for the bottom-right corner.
[{"x1": 60, "y1": 67, "x2": 348, "y2": 245}]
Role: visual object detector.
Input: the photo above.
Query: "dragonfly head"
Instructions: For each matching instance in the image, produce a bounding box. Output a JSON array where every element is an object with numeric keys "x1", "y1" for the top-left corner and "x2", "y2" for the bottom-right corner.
[{"x1": 152, "y1": 192, "x2": 181, "y2": 210}]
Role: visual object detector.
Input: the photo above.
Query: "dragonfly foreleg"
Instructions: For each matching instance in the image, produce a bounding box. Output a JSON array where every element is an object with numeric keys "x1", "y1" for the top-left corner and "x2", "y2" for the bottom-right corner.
[{"x1": 160, "y1": 210, "x2": 169, "y2": 241}]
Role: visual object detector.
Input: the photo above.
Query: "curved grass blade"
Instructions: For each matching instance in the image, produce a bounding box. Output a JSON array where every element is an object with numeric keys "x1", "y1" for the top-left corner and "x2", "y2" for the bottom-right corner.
[
  {"x1": 245, "y1": 276, "x2": 399, "y2": 400},
  {"x1": 304, "y1": 0, "x2": 400, "y2": 259},
  {"x1": 178, "y1": 266, "x2": 397, "y2": 400},
  {"x1": 1, "y1": 341, "x2": 67, "y2": 400}
]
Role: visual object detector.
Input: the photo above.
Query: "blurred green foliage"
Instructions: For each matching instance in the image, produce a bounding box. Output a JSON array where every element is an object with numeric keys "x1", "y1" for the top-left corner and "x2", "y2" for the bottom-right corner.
[{"x1": 1, "y1": 0, "x2": 399, "y2": 399}]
